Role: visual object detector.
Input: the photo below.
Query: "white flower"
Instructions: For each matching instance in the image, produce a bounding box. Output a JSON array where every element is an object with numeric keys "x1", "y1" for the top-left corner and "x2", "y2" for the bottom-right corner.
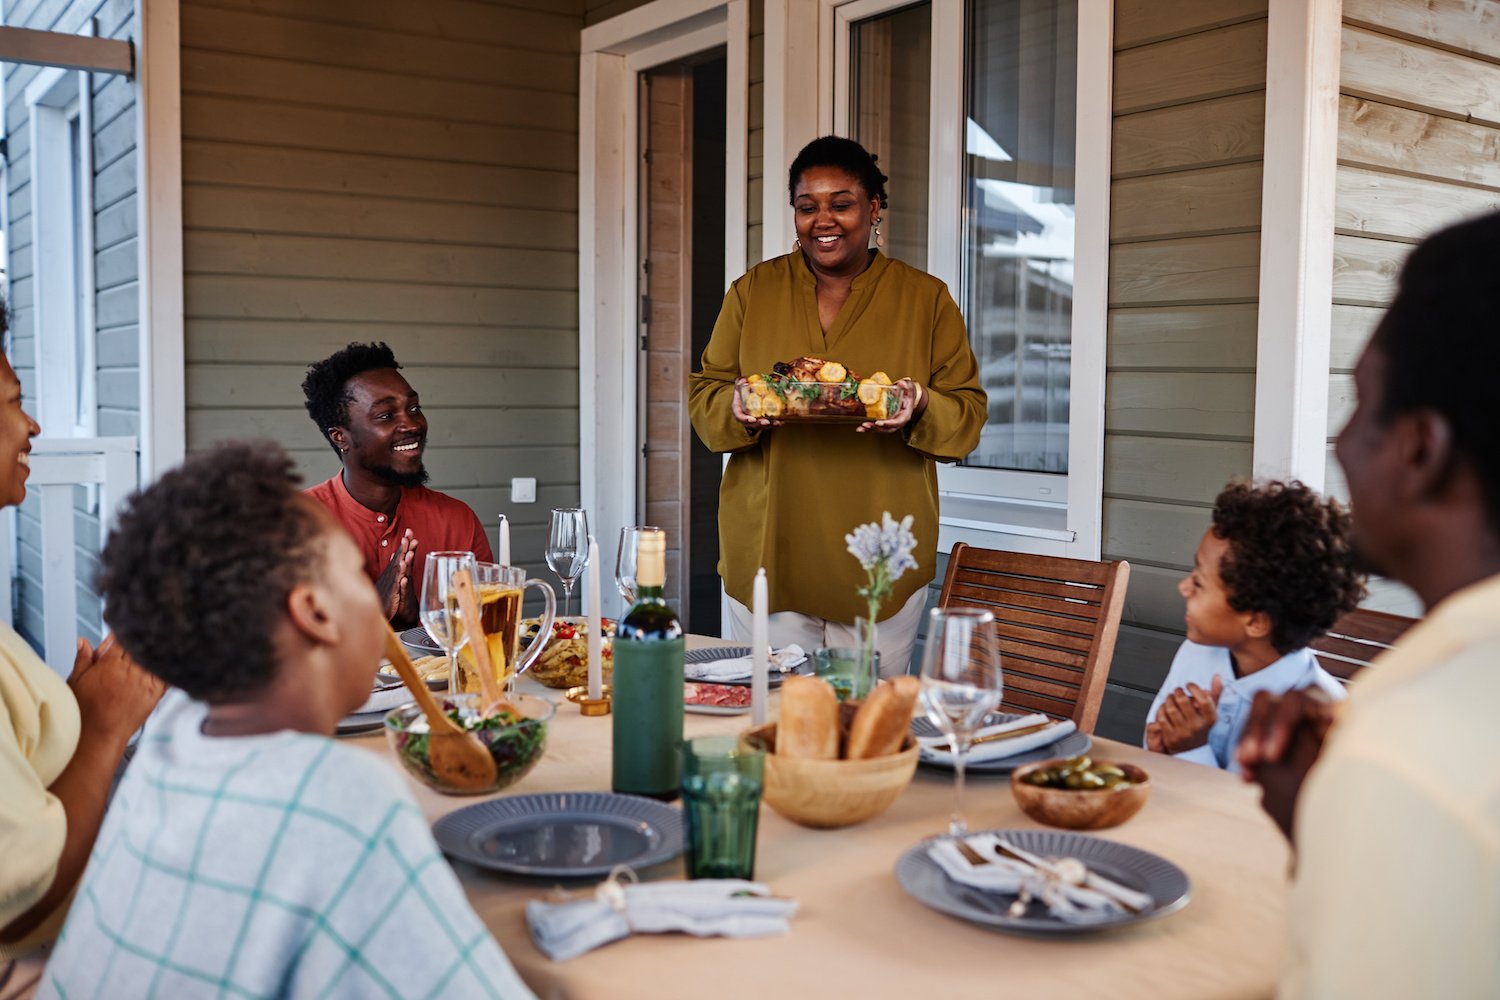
[{"x1": 845, "y1": 512, "x2": 918, "y2": 579}]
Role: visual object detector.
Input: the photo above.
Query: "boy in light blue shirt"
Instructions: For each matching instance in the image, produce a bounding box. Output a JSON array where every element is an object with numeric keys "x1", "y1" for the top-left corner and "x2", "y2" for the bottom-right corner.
[{"x1": 1145, "y1": 481, "x2": 1365, "y2": 773}]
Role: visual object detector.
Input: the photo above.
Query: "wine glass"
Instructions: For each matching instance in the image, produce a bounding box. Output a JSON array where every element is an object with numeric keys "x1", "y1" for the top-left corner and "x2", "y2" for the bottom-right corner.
[
  {"x1": 545, "y1": 508, "x2": 589, "y2": 616},
  {"x1": 615, "y1": 524, "x2": 660, "y2": 609},
  {"x1": 420, "y1": 550, "x2": 478, "y2": 693},
  {"x1": 919, "y1": 607, "x2": 1003, "y2": 837}
]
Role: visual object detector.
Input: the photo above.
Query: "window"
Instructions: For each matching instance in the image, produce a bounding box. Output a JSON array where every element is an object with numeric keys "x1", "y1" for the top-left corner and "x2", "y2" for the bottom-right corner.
[
  {"x1": 819, "y1": 0, "x2": 1109, "y2": 554},
  {"x1": 961, "y1": 0, "x2": 1076, "y2": 475},
  {"x1": 27, "y1": 66, "x2": 95, "y2": 440},
  {"x1": 849, "y1": 3, "x2": 931, "y2": 271}
]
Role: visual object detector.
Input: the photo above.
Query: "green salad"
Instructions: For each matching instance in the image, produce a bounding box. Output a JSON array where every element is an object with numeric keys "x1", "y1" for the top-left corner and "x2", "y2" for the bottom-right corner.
[{"x1": 391, "y1": 704, "x2": 547, "y2": 788}]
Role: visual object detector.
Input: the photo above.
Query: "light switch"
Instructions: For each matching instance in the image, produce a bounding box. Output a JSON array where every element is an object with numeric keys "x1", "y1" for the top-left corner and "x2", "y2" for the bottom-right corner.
[{"x1": 511, "y1": 477, "x2": 537, "y2": 503}]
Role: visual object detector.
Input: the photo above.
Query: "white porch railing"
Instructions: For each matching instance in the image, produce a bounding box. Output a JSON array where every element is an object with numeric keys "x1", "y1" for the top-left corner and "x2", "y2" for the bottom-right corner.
[{"x1": 2, "y1": 436, "x2": 138, "y2": 675}]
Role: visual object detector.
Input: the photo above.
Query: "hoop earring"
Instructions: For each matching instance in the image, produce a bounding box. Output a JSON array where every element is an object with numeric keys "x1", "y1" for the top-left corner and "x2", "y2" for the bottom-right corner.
[
  {"x1": 872, "y1": 220, "x2": 884, "y2": 249},
  {"x1": 793, "y1": 237, "x2": 801, "y2": 252}
]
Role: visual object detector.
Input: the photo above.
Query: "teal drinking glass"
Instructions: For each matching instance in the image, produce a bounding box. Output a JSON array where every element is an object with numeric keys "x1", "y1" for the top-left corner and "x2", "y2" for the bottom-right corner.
[{"x1": 680, "y1": 736, "x2": 765, "y2": 879}]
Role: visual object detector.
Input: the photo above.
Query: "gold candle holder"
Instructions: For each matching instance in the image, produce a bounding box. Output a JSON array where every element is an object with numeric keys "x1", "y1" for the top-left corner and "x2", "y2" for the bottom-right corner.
[{"x1": 566, "y1": 684, "x2": 613, "y2": 717}]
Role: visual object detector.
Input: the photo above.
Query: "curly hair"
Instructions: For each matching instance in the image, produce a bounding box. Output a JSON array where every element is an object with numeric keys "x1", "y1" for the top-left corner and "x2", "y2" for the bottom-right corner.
[
  {"x1": 301, "y1": 342, "x2": 401, "y2": 455},
  {"x1": 787, "y1": 135, "x2": 889, "y2": 210},
  {"x1": 1211, "y1": 480, "x2": 1366, "y2": 654},
  {"x1": 97, "y1": 442, "x2": 328, "y2": 701}
]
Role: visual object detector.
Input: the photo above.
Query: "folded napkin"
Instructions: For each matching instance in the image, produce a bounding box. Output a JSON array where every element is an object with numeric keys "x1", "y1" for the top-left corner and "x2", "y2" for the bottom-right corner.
[
  {"x1": 928, "y1": 833, "x2": 1152, "y2": 925},
  {"x1": 526, "y1": 878, "x2": 799, "y2": 961},
  {"x1": 919, "y1": 715, "x2": 1078, "y2": 766},
  {"x1": 685, "y1": 645, "x2": 807, "y2": 682}
]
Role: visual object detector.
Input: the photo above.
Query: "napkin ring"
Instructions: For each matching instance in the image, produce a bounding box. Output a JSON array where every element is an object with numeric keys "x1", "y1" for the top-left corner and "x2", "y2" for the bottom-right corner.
[{"x1": 595, "y1": 865, "x2": 640, "y2": 916}]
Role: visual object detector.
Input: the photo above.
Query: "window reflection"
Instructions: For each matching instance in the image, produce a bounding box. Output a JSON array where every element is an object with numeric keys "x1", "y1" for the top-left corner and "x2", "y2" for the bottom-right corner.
[{"x1": 963, "y1": 0, "x2": 1077, "y2": 474}]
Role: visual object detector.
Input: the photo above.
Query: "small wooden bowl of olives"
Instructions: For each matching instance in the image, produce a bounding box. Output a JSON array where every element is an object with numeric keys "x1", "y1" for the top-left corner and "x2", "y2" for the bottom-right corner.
[{"x1": 1010, "y1": 756, "x2": 1151, "y2": 830}]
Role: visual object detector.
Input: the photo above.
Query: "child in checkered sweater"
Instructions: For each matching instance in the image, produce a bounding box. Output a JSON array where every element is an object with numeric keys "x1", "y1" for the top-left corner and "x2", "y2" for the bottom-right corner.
[{"x1": 41, "y1": 443, "x2": 533, "y2": 999}]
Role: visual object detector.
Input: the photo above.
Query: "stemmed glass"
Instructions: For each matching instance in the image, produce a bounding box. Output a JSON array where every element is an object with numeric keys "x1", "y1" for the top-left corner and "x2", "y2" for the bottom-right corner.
[
  {"x1": 615, "y1": 524, "x2": 661, "y2": 609},
  {"x1": 919, "y1": 607, "x2": 1003, "y2": 838},
  {"x1": 420, "y1": 550, "x2": 478, "y2": 694},
  {"x1": 546, "y1": 508, "x2": 589, "y2": 616}
]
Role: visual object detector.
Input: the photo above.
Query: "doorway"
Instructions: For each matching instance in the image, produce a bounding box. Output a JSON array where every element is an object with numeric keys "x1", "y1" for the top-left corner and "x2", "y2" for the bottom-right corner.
[{"x1": 638, "y1": 53, "x2": 726, "y2": 635}]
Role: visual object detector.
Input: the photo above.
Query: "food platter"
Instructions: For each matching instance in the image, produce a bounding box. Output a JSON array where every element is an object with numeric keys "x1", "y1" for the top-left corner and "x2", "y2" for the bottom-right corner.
[
  {"x1": 894, "y1": 829, "x2": 1191, "y2": 935},
  {"x1": 432, "y1": 791, "x2": 683, "y2": 879}
]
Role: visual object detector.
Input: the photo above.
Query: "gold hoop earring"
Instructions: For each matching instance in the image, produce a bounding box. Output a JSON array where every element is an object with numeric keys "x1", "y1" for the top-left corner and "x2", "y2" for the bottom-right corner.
[
  {"x1": 793, "y1": 237, "x2": 801, "y2": 252},
  {"x1": 873, "y1": 221, "x2": 884, "y2": 249}
]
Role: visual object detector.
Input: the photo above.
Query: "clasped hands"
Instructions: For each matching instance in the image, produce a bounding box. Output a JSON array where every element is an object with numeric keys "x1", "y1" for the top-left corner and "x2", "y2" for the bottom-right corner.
[
  {"x1": 1145, "y1": 675, "x2": 1223, "y2": 754},
  {"x1": 376, "y1": 529, "x2": 419, "y2": 627}
]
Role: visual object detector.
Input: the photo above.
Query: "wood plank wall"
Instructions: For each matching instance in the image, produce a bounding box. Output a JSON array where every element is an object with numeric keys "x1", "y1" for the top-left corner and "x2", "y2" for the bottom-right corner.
[
  {"x1": 1098, "y1": 0, "x2": 1267, "y2": 738},
  {"x1": 1326, "y1": 0, "x2": 1500, "y2": 615},
  {"x1": 180, "y1": 0, "x2": 586, "y2": 574},
  {"x1": 3, "y1": 0, "x2": 137, "y2": 650}
]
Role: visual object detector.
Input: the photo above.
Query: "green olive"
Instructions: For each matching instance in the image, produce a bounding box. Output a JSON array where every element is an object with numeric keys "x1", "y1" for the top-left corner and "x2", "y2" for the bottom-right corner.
[{"x1": 1092, "y1": 764, "x2": 1126, "y2": 780}]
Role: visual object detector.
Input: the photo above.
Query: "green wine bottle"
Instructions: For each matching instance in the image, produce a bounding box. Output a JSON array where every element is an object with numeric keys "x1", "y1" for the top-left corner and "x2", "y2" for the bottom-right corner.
[{"x1": 611, "y1": 528, "x2": 685, "y2": 800}]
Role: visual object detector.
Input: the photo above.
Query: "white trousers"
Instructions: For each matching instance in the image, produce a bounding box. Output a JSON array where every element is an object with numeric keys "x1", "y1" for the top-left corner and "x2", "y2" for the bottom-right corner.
[{"x1": 726, "y1": 585, "x2": 930, "y2": 679}]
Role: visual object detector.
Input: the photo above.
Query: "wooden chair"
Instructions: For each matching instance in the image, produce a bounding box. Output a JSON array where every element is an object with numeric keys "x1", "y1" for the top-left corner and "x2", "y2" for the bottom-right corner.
[
  {"x1": 1310, "y1": 608, "x2": 1417, "y2": 682},
  {"x1": 936, "y1": 544, "x2": 1130, "y2": 734}
]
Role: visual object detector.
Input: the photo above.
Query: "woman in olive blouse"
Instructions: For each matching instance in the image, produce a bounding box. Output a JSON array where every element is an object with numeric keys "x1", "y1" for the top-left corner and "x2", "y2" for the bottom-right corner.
[{"x1": 688, "y1": 136, "x2": 985, "y2": 675}]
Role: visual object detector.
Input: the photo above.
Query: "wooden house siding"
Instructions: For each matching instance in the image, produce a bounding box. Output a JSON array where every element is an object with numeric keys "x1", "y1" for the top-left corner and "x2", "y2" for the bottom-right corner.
[
  {"x1": 1098, "y1": 1, "x2": 1267, "y2": 740},
  {"x1": 179, "y1": 0, "x2": 589, "y2": 570},
  {"x1": 3, "y1": 0, "x2": 138, "y2": 650},
  {"x1": 1325, "y1": 0, "x2": 1500, "y2": 616}
]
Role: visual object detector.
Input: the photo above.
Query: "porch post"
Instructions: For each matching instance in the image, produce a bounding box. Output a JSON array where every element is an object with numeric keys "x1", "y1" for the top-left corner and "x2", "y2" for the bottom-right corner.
[
  {"x1": 136, "y1": 0, "x2": 186, "y2": 481},
  {"x1": 1252, "y1": 0, "x2": 1342, "y2": 488}
]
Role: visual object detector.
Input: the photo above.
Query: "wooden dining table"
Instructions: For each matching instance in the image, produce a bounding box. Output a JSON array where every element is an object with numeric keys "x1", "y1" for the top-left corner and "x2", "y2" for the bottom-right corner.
[{"x1": 350, "y1": 636, "x2": 1291, "y2": 1000}]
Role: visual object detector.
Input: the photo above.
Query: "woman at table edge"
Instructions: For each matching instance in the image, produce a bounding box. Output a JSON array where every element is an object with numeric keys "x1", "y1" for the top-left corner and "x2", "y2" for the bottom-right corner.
[
  {"x1": 688, "y1": 136, "x2": 986, "y2": 676},
  {"x1": 0, "y1": 325, "x2": 163, "y2": 997}
]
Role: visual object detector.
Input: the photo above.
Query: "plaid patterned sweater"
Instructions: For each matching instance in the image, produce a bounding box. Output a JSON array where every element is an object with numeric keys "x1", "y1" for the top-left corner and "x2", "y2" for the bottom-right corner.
[{"x1": 39, "y1": 692, "x2": 533, "y2": 999}]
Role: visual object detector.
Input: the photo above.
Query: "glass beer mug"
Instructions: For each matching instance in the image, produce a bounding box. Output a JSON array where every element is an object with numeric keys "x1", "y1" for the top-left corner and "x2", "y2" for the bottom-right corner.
[{"x1": 453, "y1": 562, "x2": 557, "y2": 695}]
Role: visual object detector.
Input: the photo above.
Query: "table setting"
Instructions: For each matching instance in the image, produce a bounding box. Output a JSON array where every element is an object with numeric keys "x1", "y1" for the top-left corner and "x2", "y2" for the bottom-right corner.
[{"x1": 338, "y1": 513, "x2": 1289, "y2": 999}]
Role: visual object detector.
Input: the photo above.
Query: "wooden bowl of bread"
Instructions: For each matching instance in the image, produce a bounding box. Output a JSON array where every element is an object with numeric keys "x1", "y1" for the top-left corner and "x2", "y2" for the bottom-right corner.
[{"x1": 740, "y1": 675, "x2": 920, "y2": 829}]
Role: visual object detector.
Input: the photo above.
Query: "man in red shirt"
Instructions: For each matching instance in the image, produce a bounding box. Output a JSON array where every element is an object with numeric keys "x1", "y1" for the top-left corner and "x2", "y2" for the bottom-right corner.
[{"x1": 301, "y1": 342, "x2": 493, "y2": 627}]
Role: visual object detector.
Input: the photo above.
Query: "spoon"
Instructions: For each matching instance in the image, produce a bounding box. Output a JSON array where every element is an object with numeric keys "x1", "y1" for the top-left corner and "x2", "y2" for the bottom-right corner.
[
  {"x1": 383, "y1": 626, "x2": 497, "y2": 790},
  {"x1": 452, "y1": 569, "x2": 517, "y2": 718}
]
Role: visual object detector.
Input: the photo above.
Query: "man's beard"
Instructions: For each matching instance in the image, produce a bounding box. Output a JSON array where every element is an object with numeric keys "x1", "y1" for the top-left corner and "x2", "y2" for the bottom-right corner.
[{"x1": 368, "y1": 462, "x2": 429, "y2": 488}]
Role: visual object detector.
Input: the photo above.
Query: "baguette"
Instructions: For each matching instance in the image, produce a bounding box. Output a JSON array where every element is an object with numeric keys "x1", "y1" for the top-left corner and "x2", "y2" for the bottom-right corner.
[
  {"x1": 776, "y1": 675, "x2": 840, "y2": 759},
  {"x1": 846, "y1": 676, "x2": 920, "y2": 759}
]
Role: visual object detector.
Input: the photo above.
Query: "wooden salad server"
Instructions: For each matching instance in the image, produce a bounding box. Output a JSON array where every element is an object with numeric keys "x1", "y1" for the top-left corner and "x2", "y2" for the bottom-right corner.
[
  {"x1": 383, "y1": 626, "x2": 497, "y2": 790},
  {"x1": 452, "y1": 569, "x2": 517, "y2": 718}
]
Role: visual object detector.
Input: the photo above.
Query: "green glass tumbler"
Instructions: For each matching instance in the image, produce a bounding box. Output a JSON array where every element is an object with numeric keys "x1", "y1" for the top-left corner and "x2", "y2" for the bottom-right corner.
[
  {"x1": 812, "y1": 646, "x2": 880, "y2": 701},
  {"x1": 680, "y1": 736, "x2": 764, "y2": 880}
]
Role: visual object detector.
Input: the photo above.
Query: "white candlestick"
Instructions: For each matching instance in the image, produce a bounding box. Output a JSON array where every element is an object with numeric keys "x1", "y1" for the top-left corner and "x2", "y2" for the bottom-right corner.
[
  {"x1": 497, "y1": 514, "x2": 511, "y2": 568},
  {"x1": 751, "y1": 568, "x2": 769, "y2": 726},
  {"x1": 586, "y1": 535, "x2": 603, "y2": 700}
]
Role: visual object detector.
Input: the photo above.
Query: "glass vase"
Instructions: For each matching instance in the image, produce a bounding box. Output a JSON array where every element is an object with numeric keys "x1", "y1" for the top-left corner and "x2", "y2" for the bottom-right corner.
[{"x1": 854, "y1": 615, "x2": 880, "y2": 697}]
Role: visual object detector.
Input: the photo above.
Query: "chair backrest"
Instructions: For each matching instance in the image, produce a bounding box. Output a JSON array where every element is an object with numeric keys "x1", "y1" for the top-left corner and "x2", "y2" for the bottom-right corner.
[
  {"x1": 936, "y1": 544, "x2": 1130, "y2": 734},
  {"x1": 1309, "y1": 608, "x2": 1417, "y2": 682}
]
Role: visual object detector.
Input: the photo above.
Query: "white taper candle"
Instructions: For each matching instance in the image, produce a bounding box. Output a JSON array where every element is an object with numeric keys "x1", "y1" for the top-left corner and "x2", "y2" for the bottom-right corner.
[
  {"x1": 751, "y1": 568, "x2": 769, "y2": 726},
  {"x1": 497, "y1": 514, "x2": 511, "y2": 568},
  {"x1": 586, "y1": 535, "x2": 603, "y2": 700}
]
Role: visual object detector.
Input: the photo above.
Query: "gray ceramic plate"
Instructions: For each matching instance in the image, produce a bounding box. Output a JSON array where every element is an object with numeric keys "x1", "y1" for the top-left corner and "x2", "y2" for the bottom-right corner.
[
  {"x1": 432, "y1": 791, "x2": 683, "y2": 879},
  {"x1": 895, "y1": 828, "x2": 1191, "y2": 935},
  {"x1": 911, "y1": 713, "x2": 1093, "y2": 775}
]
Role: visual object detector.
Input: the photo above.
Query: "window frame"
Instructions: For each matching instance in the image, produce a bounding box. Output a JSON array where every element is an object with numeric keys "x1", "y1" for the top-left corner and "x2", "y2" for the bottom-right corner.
[
  {"x1": 27, "y1": 63, "x2": 97, "y2": 442},
  {"x1": 806, "y1": 0, "x2": 1111, "y2": 558}
]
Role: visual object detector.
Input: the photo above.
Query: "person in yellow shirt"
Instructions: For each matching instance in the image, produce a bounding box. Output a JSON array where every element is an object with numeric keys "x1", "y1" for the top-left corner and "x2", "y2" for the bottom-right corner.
[
  {"x1": 0, "y1": 346, "x2": 162, "y2": 998},
  {"x1": 689, "y1": 137, "x2": 985, "y2": 676},
  {"x1": 1238, "y1": 211, "x2": 1500, "y2": 998}
]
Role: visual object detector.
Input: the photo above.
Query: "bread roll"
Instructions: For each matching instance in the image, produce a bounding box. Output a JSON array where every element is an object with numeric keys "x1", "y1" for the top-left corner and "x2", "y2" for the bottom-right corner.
[
  {"x1": 846, "y1": 676, "x2": 920, "y2": 759},
  {"x1": 776, "y1": 675, "x2": 839, "y2": 759}
]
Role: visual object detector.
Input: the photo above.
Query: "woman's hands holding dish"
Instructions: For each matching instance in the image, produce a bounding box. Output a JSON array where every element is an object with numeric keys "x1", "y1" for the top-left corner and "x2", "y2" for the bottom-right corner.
[
  {"x1": 732, "y1": 377, "x2": 784, "y2": 429},
  {"x1": 857, "y1": 378, "x2": 926, "y2": 433}
]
